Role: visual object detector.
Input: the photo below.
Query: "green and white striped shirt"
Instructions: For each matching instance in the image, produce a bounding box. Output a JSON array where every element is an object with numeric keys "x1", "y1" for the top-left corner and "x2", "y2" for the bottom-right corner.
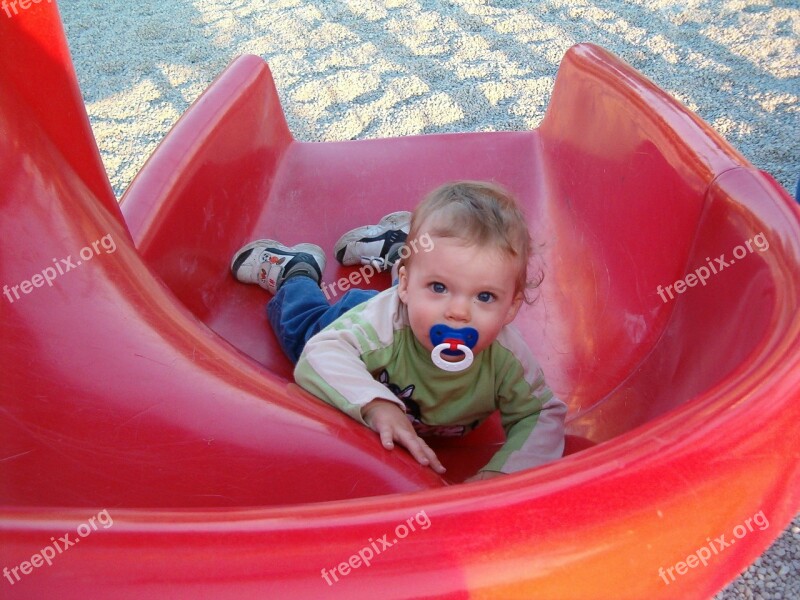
[{"x1": 295, "y1": 286, "x2": 567, "y2": 473}]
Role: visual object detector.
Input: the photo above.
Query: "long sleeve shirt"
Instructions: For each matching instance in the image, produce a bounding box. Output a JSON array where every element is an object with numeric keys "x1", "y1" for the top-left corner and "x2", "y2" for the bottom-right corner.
[{"x1": 295, "y1": 287, "x2": 567, "y2": 473}]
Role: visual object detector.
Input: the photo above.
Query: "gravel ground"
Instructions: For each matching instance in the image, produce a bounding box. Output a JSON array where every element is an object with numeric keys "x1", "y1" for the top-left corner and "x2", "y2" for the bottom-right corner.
[{"x1": 57, "y1": 1, "x2": 798, "y2": 597}]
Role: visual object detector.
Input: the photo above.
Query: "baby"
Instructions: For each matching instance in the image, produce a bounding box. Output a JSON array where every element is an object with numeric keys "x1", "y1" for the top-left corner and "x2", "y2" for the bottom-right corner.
[{"x1": 231, "y1": 181, "x2": 566, "y2": 481}]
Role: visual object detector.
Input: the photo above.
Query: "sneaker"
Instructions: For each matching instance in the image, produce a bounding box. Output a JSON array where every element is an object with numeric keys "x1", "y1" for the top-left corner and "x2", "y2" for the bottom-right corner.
[
  {"x1": 334, "y1": 211, "x2": 411, "y2": 271},
  {"x1": 231, "y1": 240, "x2": 325, "y2": 294}
]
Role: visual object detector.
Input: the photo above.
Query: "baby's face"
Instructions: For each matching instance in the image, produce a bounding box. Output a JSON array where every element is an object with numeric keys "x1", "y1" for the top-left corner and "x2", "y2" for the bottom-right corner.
[{"x1": 397, "y1": 235, "x2": 522, "y2": 357}]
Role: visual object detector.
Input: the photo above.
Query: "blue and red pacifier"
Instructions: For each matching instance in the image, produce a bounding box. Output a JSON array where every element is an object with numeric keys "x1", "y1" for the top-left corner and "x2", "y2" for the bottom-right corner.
[{"x1": 429, "y1": 325, "x2": 479, "y2": 372}]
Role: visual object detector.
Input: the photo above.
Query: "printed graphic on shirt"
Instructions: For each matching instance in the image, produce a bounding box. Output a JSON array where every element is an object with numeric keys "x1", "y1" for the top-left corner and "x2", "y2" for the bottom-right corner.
[{"x1": 377, "y1": 370, "x2": 477, "y2": 437}]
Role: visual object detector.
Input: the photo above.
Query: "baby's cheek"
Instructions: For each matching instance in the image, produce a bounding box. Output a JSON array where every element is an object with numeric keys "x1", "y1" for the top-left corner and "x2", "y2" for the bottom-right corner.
[
  {"x1": 407, "y1": 310, "x2": 433, "y2": 350},
  {"x1": 474, "y1": 318, "x2": 504, "y2": 350}
]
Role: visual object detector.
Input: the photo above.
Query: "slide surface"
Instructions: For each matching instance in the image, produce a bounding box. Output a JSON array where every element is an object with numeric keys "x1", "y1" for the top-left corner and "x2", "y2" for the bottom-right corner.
[{"x1": 1, "y1": 3, "x2": 799, "y2": 598}]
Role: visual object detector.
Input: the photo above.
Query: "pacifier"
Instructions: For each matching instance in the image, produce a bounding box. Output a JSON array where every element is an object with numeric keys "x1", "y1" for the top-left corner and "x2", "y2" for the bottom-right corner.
[{"x1": 429, "y1": 325, "x2": 479, "y2": 372}]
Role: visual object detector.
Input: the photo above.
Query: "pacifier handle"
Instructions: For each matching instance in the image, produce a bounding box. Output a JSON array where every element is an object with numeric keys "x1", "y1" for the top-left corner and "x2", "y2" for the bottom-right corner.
[
  {"x1": 431, "y1": 339, "x2": 474, "y2": 372},
  {"x1": 429, "y1": 325, "x2": 478, "y2": 372}
]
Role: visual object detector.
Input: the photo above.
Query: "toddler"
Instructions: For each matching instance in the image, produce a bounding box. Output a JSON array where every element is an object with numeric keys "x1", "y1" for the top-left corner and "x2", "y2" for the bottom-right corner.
[{"x1": 231, "y1": 181, "x2": 566, "y2": 481}]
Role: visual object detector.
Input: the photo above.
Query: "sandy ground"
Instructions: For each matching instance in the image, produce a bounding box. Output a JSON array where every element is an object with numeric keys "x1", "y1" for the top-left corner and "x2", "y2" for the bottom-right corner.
[{"x1": 57, "y1": 0, "x2": 798, "y2": 597}]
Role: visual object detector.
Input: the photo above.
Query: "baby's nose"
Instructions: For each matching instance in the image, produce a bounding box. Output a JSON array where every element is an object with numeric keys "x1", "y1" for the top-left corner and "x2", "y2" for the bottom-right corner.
[{"x1": 445, "y1": 297, "x2": 471, "y2": 322}]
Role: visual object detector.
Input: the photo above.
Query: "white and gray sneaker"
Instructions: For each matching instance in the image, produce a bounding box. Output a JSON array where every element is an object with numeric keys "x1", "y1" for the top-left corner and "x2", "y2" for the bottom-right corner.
[
  {"x1": 230, "y1": 240, "x2": 326, "y2": 294},
  {"x1": 334, "y1": 211, "x2": 411, "y2": 271}
]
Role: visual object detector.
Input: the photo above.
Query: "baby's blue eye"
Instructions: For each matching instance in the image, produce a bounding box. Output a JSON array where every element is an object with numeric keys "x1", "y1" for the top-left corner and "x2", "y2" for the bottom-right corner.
[
  {"x1": 477, "y1": 291, "x2": 495, "y2": 303},
  {"x1": 431, "y1": 282, "x2": 446, "y2": 294}
]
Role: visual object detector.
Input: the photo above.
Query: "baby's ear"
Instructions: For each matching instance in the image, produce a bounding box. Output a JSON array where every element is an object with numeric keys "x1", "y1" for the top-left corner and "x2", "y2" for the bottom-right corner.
[
  {"x1": 396, "y1": 265, "x2": 409, "y2": 303},
  {"x1": 504, "y1": 291, "x2": 524, "y2": 324}
]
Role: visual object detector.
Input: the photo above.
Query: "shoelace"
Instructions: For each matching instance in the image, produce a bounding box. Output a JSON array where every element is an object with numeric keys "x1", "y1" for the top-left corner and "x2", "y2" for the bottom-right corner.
[{"x1": 359, "y1": 256, "x2": 390, "y2": 271}]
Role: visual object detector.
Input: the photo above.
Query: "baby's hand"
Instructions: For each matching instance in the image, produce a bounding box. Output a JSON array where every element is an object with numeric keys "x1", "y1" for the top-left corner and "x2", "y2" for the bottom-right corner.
[{"x1": 361, "y1": 399, "x2": 446, "y2": 475}]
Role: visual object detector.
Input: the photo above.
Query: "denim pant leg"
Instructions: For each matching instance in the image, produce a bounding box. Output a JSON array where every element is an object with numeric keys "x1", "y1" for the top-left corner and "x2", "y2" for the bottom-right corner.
[{"x1": 266, "y1": 276, "x2": 379, "y2": 364}]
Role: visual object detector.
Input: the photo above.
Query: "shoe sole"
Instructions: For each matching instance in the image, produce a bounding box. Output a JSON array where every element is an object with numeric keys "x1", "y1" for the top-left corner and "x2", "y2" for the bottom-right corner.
[
  {"x1": 230, "y1": 239, "x2": 326, "y2": 274},
  {"x1": 333, "y1": 211, "x2": 411, "y2": 261}
]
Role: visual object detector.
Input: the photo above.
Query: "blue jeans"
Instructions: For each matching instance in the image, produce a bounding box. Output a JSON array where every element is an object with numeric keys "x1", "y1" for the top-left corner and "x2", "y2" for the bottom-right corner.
[{"x1": 266, "y1": 275, "x2": 378, "y2": 363}]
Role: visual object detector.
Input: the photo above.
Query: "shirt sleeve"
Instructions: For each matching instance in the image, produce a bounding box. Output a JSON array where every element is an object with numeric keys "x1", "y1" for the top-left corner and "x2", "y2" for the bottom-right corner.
[
  {"x1": 294, "y1": 293, "x2": 406, "y2": 425},
  {"x1": 480, "y1": 338, "x2": 567, "y2": 474}
]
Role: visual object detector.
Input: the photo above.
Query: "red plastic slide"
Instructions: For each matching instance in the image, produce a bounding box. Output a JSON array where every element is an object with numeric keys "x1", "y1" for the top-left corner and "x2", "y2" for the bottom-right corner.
[{"x1": 1, "y1": 2, "x2": 799, "y2": 598}]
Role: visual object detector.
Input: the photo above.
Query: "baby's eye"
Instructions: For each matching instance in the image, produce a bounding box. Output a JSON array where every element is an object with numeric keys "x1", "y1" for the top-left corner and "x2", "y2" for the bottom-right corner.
[
  {"x1": 430, "y1": 282, "x2": 447, "y2": 294},
  {"x1": 476, "y1": 291, "x2": 496, "y2": 303}
]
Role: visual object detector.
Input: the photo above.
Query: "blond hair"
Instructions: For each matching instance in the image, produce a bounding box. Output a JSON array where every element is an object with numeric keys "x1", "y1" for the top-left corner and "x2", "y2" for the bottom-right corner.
[{"x1": 402, "y1": 181, "x2": 540, "y2": 299}]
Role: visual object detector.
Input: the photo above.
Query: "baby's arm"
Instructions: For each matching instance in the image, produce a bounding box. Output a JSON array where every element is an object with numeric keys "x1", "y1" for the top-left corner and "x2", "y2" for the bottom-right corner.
[
  {"x1": 361, "y1": 400, "x2": 446, "y2": 474},
  {"x1": 294, "y1": 316, "x2": 445, "y2": 474},
  {"x1": 477, "y1": 355, "x2": 567, "y2": 477},
  {"x1": 486, "y1": 393, "x2": 567, "y2": 473}
]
